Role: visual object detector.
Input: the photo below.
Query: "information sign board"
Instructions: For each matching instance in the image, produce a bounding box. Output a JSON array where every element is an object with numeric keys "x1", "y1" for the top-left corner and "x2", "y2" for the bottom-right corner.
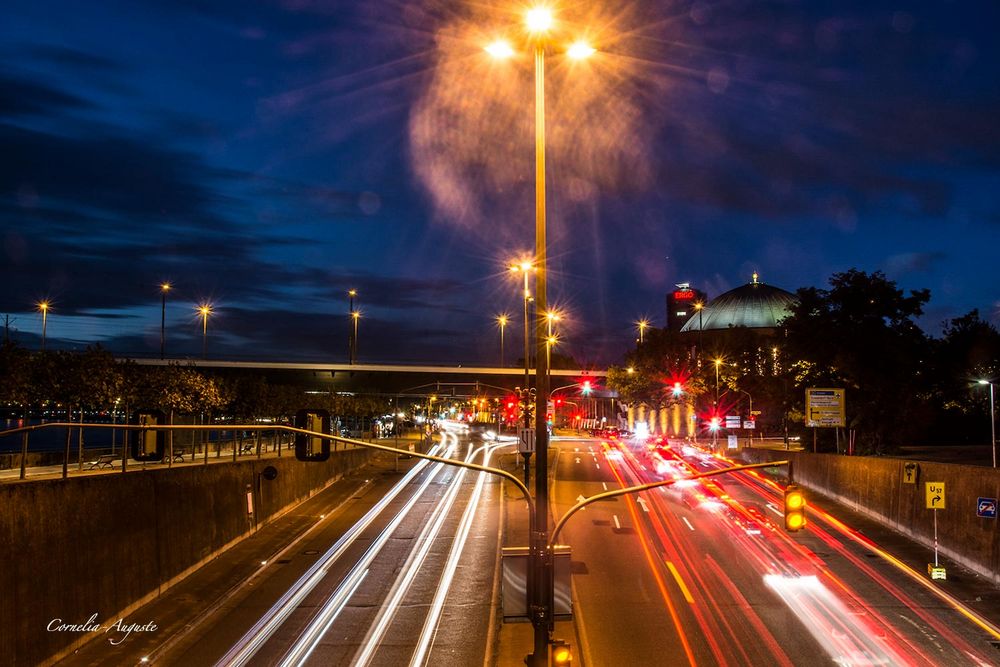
[{"x1": 805, "y1": 388, "x2": 846, "y2": 427}]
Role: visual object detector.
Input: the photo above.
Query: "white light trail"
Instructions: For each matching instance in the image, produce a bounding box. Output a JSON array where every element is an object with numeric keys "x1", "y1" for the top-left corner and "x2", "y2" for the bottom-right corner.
[{"x1": 216, "y1": 441, "x2": 446, "y2": 667}]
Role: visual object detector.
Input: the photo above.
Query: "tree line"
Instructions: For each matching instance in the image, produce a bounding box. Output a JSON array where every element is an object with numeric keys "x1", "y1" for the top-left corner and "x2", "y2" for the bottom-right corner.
[
  {"x1": 0, "y1": 345, "x2": 387, "y2": 425},
  {"x1": 608, "y1": 270, "x2": 1000, "y2": 455}
]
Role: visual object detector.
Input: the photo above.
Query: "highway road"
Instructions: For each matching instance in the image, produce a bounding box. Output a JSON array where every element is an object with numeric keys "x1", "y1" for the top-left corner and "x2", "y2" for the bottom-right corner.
[
  {"x1": 133, "y1": 422, "x2": 505, "y2": 667},
  {"x1": 554, "y1": 435, "x2": 1000, "y2": 666}
]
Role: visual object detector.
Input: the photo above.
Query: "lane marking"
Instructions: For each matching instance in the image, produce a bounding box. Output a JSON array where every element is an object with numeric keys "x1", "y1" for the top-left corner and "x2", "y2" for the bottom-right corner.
[
  {"x1": 682, "y1": 517, "x2": 695, "y2": 531},
  {"x1": 613, "y1": 515, "x2": 621, "y2": 530},
  {"x1": 666, "y1": 561, "x2": 695, "y2": 604},
  {"x1": 637, "y1": 497, "x2": 650, "y2": 513},
  {"x1": 602, "y1": 482, "x2": 608, "y2": 491}
]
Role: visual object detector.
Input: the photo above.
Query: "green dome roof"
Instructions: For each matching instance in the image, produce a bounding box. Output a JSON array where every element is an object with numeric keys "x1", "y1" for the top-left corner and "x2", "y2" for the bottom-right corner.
[{"x1": 680, "y1": 279, "x2": 797, "y2": 332}]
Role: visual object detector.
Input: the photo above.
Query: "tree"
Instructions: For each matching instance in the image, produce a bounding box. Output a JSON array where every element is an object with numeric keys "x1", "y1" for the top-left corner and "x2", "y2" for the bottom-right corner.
[{"x1": 780, "y1": 269, "x2": 932, "y2": 453}]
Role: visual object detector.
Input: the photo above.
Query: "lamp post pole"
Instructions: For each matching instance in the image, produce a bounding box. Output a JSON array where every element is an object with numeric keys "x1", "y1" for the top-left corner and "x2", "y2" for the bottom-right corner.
[
  {"x1": 160, "y1": 283, "x2": 171, "y2": 360},
  {"x1": 980, "y1": 380, "x2": 996, "y2": 468},
  {"x1": 38, "y1": 302, "x2": 49, "y2": 351},
  {"x1": 530, "y1": 38, "x2": 554, "y2": 667},
  {"x1": 348, "y1": 290, "x2": 357, "y2": 364}
]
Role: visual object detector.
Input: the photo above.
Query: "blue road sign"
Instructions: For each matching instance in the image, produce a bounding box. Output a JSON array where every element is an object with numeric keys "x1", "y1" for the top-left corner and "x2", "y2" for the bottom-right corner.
[{"x1": 977, "y1": 497, "x2": 997, "y2": 519}]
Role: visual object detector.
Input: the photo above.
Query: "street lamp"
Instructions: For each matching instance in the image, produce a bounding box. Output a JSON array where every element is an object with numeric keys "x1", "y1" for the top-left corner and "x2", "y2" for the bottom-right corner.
[
  {"x1": 509, "y1": 260, "x2": 534, "y2": 403},
  {"x1": 348, "y1": 289, "x2": 358, "y2": 364},
  {"x1": 545, "y1": 310, "x2": 561, "y2": 377},
  {"x1": 197, "y1": 303, "x2": 212, "y2": 359},
  {"x1": 714, "y1": 357, "x2": 723, "y2": 405},
  {"x1": 978, "y1": 380, "x2": 996, "y2": 468},
  {"x1": 488, "y1": 11, "x2": 595, "y2": 663},
  {"x1": 160, "y1": 282, "x2": 171, "y2": 360},
  {"x1": 36, "y1": 300, "x2": 50, "y2": 351},
  {"x1": 496, "y1": 314, "x2": 509, "y2": 368},
  {"x1": 352, "y1": 310, "x2": 361, "y2": 362},
  {"x1": 636, "y1": 319, "x2": 649, "y2": 344},
  {"x1": 693, "y1": 302, "x2": 704, "y2": 361}
]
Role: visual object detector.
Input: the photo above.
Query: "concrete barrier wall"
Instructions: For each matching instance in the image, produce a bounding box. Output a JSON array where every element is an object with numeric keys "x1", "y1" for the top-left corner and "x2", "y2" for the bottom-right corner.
[
  {"x1": 0, "y1": 449, "x2": 372, "y2": 666},
  {"x1": 739, "y1": 448, "x2": 1000, "y2": 584}
]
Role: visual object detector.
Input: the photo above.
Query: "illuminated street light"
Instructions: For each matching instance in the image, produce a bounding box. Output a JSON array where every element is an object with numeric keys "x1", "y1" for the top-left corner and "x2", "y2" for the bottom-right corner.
[
  {"x1": 352, "y1": 310, "x2": 361, "y2": 362},
  {"x1": 348, "y1": 289, "x2": 358, "y2": 364},
  {"x1": 978, "y1": 380, "x2": 996, "y2": 468},
  {"x1": 636, "y1": 319, "x2": 649, "y2": 344},
  {"x1": 567, "y1": 41, "x2": 595, "y2": 59},
  {"x1": 489, "y1": 9, "x2": 597, "y2": 663},
  {"x1": 626, "y1": 367, "x2": 635, "y2": 374},
  {"x1": 160, "y1": 282, "x2": 172, "y2": 360},
  {"x1": 496, "y1": 314, "x2": 509, "y2": 367},
  {"x1": 693, "y1": 301, "x2": 704, "y2": 361},
  {"x1": 36, "y1": 300, "x2": 50, "y2": 351},
  {"x1": 485, "y1": 40, "x2": 514, "y2": 59},
  {"x1": 509, "y1": 261, "x2": 535, "y2": 414},
  {"x1": 714, "y1": 357, "x2": 724, "y2": 405},
  {"x1": 197, "y1": 303, "x2": 213, "y2": 359}
]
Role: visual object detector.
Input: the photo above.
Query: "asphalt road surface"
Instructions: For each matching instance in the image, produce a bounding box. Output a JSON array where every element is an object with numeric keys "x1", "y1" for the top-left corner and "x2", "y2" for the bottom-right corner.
[{"x1": 554, "y1": 435, "x2": 1000, "y2": 666}]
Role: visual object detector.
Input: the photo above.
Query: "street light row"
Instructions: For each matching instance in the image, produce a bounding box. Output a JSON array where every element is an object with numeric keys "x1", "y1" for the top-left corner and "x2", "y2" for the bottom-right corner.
[{"x1": 33, "y1": 286, "x2": 215, "y2": 358}]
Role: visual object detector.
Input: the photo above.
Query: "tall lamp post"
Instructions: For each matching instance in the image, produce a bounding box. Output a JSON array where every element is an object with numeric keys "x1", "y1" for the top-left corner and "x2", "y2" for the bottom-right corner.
[
  {"x1": 978, "y1": 380, "x2": 996, "y2": 468},
  {"x1": 347, "y1": 289, "x2": 358, "y2": 364},
  {"x1": 496, "y1": 314, "x2": 509, "y2": 368},
  {"x1": 509, "y1": 260, "x2": 534, "y2": 485},
  {"x1": 37, "y1": 301, "x2": 50, "y2": 351},
  {"x1": 488, "y1": 10, "x2": 595, "y2": 664},
  {"x1": 197, "y1": 304, "x2": 212, "y2": 359},
  {"x1": 545, "y1": 310, "x2": 560, "y2": 377},
  {"x1": 160, "y1": 282, "x2": 171, "y2": 360},
  {"x1": 693, "y1": 302, "x2": 704, "y2": 362},
  {"x1": 352, "y1": 311, "x2": 361, "y2": 362},
  {"x1": 636, "y1": 318, "x2": 649, "y2": 344}
]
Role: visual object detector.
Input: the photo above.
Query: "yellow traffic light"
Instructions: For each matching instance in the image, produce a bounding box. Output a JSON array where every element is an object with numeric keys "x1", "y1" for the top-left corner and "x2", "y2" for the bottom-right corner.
[
  {"x1": 784, "y1": 484, "x2": 806, "y2": 532},
  {"x1": 550, "y1": 639, "x2": 572, "y2": 665}
]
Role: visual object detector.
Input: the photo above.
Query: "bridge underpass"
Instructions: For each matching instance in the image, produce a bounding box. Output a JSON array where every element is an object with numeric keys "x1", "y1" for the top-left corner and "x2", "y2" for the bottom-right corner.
[{"x1": 131, "y1": 359, "x2": 610, "y2": 398}]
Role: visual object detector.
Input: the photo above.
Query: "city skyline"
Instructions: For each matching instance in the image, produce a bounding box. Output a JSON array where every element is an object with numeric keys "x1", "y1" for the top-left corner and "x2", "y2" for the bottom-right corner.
[{"x1": 2, "y1": 1, "x2": 998, "y2": 364}]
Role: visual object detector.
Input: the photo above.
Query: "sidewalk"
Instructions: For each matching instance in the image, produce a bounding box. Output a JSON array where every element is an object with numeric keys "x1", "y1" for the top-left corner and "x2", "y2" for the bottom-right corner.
[{"x1": 0, "y1": 430, "x2": 427, "y2": 483}]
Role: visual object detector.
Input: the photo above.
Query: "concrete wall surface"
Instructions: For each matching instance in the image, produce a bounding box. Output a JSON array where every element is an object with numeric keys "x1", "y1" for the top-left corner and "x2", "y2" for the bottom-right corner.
[
  {"x1": 739, "y1": 448, "x2": 1000, "y2": 584},
  {"x1": 0, "y1": 449, "x2": 372, "y2": 666}
]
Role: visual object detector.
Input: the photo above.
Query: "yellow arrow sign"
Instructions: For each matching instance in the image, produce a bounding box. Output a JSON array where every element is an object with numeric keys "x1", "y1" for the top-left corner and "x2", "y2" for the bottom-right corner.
[{"x1": 926, "y1": 482, "x2": 946, "y2": 509}]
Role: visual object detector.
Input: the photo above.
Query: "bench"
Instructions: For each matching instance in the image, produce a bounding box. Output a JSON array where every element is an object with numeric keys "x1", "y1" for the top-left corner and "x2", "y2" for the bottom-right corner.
[
  {"x1": 87, "y1": 454, "x2": 119, "y2": 470},
  {"x1": 162, "y1": 448, "x2": 186, "y2": 463}
]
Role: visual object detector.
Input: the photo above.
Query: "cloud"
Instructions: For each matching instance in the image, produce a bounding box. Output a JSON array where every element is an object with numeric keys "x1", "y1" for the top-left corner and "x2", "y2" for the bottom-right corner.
[
  {"x1": 0, "y1": 74, "x2": 93, "y2": 118},
  {"x1": 885, "y1": 251, "x2": 946, "y2": 276}
]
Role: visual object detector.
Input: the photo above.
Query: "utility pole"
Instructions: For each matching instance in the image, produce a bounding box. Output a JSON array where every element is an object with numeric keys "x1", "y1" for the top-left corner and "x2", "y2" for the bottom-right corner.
[{"x1": 2, "y1": 314, "x2": 14, "y2": 344}]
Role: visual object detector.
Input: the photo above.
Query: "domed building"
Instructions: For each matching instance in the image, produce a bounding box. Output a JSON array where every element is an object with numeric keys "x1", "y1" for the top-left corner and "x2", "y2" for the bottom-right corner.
[{"x1": 680, "y1": 273, "x2": 797, "y2": 334}]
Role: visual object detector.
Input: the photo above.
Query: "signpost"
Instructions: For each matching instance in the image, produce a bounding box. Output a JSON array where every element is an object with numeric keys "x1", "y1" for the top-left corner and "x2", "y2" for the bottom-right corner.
[
  {"x1": 805, "y1": 388, "x2": 846, "y2": 427},
  {"x1": 806, "y1": 388, "x2": 846, "y2": 452},
  {"x1": 518, "y1": 427, "x2": 536, "y2": 454},
  {"x1": 925, "y1": 482, "x2": 946, "y2": 580},
  {"x1": 727, "y1": 435, "x2": 738, "y2": 450},
  {"x1": 977, "y1": 497, "x2": 997, "y2": 519},
  {"x1": 725, "y1": 415, "x2": 741, "y2": 429}
]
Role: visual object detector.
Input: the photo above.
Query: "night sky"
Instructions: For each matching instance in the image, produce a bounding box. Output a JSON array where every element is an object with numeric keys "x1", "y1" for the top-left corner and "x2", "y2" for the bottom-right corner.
[{"x1": 2, "y1": 1, "x2": 998, "y2": 366}]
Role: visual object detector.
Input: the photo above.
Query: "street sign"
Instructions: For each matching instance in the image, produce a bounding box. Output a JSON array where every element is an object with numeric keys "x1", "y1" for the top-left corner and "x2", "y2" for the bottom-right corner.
[
  {"x1": 805, "y1": 388, "x2": 846, "y2": 427},
  {"x1": 925, "y1": 482, "x2": 946, "y2": 509},
  {"x1": 743, "y1": 420, "x2": 756, "y2": 429},
  {"x1": 750, "y1": 410, "x2": 762, "y2": 416},
  {"x1": 518, "y1": 427, "x2": 535, "y2": 454},
  {"x1": 902, "y1": 462, "x2": 918, "y2": 484},
  {"x1": 727, "y1": 435, "x2": 738, "y2": 450},
  {"x1": 725, "y1": 415, "x2": 741, "y2": 429},
  {"x1": 928, "y1": 564, "x2": 947, "y2": 580},
  {"x1": 977, "y1": 497, "x2": 997, "y2": 519}
]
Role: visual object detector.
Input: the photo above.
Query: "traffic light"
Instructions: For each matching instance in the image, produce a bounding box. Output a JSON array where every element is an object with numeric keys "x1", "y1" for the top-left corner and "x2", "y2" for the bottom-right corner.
[
  {"x1": 784, "y1": 484, "x2": 806, "y2": 532},
  {"x1": 709, "y1": 417, "x2": 720, "y2": 431},
  {"x1": 672, "y1": 381, "x2": 683, "y2": 396},
  {"x1": 550, "y1": 639, "x2": 572, "y2": 666},
  {"x1": 581, "y1": 380, "x2": 592, "y2": 395}
]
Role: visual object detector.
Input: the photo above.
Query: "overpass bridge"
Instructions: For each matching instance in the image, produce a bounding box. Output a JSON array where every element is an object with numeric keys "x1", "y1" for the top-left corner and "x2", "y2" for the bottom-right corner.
[{"x1": 130, "y1": 359, "x2": 610, "y2": 398}]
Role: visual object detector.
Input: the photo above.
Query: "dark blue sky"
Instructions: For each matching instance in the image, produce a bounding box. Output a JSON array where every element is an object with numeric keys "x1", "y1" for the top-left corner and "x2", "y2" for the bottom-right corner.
[{"x1": 2, "y1": 0, "x2": 998, "y2": 366}]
